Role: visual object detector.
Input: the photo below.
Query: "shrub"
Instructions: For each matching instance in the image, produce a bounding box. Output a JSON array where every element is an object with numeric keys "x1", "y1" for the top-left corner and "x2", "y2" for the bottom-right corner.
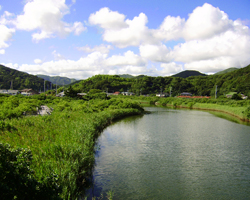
[{"x1": 0, "y1": 143, "x2": 62, "y2": 200}]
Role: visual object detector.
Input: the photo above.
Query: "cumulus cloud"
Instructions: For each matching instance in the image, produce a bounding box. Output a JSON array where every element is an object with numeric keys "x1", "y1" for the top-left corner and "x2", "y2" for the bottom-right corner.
[
  {"x1": 140, "y1": 3, "x2": 250, "y2": 73},
  {"x1": 106, "y1": 50, "x2": 146, "y2": 66},
  {"x1": 89, "y1": 8, "x2": 155, "y2": 47},
  {"x1": 15, "y1": 0, "x2": 86, "y2": 41},
  {"x1": 183, "y1": 3, "x2": 232, "y2": 40},
  {"x1": 160, "y1": 62, "x2": 183, "y2": 76},
  {"x1": 34, "y1": 59, "x2": 42, "y2": 64},
  {"x1": 153, "y1": 16, "x2": 185, "y2": 41},
  {"x1": 0, "y1": 49, "x2": 5, "y2": 54},
  {"x1": 77, "y1": 44, "x2": 113, "y2": 54},
  {"x1": 0, "y1": 11, "x2": 15, "y2": 53},
  {"x1": 139, "y1": 44, "x2": 173, "y2": 63},
  {"x1": 52, "y1": 50, "x2": 65, "y2": 60},
  {"x1": 4, "y1": 50, "x2": 151, "y2": 79}
]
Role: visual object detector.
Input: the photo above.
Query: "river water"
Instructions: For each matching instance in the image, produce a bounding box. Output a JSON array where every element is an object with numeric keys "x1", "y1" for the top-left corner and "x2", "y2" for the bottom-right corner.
[{"x1": 89, "y1": 107, "x2": 250, "y2": 199}]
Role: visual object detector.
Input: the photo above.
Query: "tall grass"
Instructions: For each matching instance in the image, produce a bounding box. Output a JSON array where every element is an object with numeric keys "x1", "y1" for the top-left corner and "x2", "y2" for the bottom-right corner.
[{"x1": 0, "y1": 96, "x2": 144, "y2": 199}]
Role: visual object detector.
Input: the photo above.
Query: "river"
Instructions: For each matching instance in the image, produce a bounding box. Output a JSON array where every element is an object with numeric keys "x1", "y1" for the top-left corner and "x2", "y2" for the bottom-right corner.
[{"x1": 88, "y1": 107, "x2": 250, "y2": 199}]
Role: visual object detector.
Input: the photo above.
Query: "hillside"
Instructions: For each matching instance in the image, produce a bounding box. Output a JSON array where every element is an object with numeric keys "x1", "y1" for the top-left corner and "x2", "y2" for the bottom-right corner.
[
  {"x1": 214, "y1": 67, "x2": 239, "y2": 75},
  {"x1": 0, "y1": 64, "x2": 53, "y2": 91},
  {"x1": 37, "y1": 74, "x2": 78, "y2": 85},
  {"x1": 118, "y1": 74, "x2": 134, "y2": 78},
  {"x1": 71, "y1": 64, "x2": 250, "y2": 97},
  {"x1": 172, "y1": 70, "x2": 207, "y2": 78}
]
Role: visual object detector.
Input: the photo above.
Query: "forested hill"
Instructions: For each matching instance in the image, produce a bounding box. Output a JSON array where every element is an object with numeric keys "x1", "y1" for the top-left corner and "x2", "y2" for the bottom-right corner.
[
  {"x1": 214, "y1": 67, "x2": 239, "y2": 75},
  {"x1": 172, "y1": 70, "x2": 207, "y2": 78},
  {"x1": 37, "y1": 74, "x2": 78, "y2": 85},
  {"x1": 0, "y1": 64, "x2": 53, "y2": 91},
  {"x1": 71, "y1": 64, "x2": 250, "y2": 97}
]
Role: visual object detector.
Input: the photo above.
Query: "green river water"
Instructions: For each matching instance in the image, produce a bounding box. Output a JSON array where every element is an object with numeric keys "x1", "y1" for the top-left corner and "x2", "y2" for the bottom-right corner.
[{"x1": 88, "y1": 107, "x2": 250, "y2": 199}]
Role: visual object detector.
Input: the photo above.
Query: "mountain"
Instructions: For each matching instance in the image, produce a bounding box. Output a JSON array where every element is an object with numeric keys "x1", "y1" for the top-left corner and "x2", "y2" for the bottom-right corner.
[
  {"x1": 0, "y1": 64, "x2": 52, "y2": 91},
  {"x1": 214, "y1": 67, "x2": 239, "y2": 75},
  {"x1": 118, "y1": 74, "x2": 134, "y2": 78},
  {"x1": 172, "y1": 70, "x2": 207, "y2": 78},
  {"x1": 36, "y1": 74, "x2": 78, "y2": 85},
  {"x1": 70, "y1": 64, "x2": 250, "y2": 97}
]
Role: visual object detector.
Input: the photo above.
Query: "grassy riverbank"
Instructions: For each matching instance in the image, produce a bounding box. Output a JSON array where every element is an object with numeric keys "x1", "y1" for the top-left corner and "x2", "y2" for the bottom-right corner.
[
  {"x1": 154, "y1": 97, "x2": 250, "y2": 121},
  {"x1": 111, "y1": 95, "x2": 250, "y2": 122},
  {"x1": 0, "y1": 95, "x2": 144, "y2": 199}
]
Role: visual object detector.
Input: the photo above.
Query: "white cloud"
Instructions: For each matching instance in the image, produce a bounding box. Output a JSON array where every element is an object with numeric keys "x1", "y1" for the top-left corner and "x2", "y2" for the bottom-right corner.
[
  {"x1": 52, "y1": 50, "x2": 65, "y2": 60},
  {"x1": 89, "y1": 8, "x2": 155, "y2": 48},
  {"x1": 34, "y1": 59, "x2": 42, "y2": 64},
  {"x1": 0, "y1": 24, "x2": 15, "y2": 49},
  {"x1": 72, "y1": 21, "x2": 86, "y2": 35},
  {"x1": 139, "y1": 44, "x2": 173, "y2": 63},
  {"x1": 89, "y1": 7, "x2": 128, "y2": 30},
  {"x1": 106, "y1": 51, "x2": 146, "y2": 66},
  {"x1": 15, "y1": 0, "x2": 86, "y2": 41},
  {"x1": 0, "y1": 49, "x2": 5, "y2": 54},
  {"x1": 183, "y1": 3, "x2": 233, "y2": 40},
  {"x1": 0, "y1": 11, "x2": 15, "y2": 53},
  {"x1": 160, "y1": 62, "x2": 183, "y2": 76},
  {"x1": 77, "y1": 44, "x2": 113, "y2": 54},
  {"x1": 154, "y1": 16, "x2": 185, "y2": 41}
]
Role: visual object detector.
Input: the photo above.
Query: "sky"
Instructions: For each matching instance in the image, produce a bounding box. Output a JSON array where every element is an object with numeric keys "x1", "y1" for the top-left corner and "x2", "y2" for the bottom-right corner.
[{"x1": 0, "y1": 0, "x2": 250, "y2": 79}]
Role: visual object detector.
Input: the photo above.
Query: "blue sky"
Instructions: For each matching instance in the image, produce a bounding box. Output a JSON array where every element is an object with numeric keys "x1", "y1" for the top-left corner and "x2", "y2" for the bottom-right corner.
[{"x1": 0, "y1": 0, "x2": 250, "y2": 79}]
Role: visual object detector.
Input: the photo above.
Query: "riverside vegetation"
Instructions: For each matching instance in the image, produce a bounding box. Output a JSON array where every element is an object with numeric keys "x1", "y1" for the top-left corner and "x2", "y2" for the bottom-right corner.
[{"x1": 0, "y1": 93, "x2": 144, "y2": 199}]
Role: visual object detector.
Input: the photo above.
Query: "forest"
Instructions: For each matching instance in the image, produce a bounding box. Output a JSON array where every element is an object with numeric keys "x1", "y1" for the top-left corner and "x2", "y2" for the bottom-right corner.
[
  {"x1": 1, "y1": 64, "x2": 250, "y2": 98},
  {"x1": 71, "y1": 64, "x2": 250, "y2": 97},
  {"x1": 0, "y1": 65, "x2": 53, "y2": 91}
]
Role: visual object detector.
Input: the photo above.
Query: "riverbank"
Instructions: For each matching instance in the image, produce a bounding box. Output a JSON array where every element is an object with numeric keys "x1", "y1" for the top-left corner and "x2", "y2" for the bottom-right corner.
[
  {"x1": 129, "y1": 96, "x2": 250, "y2": 122},
  {"x1": 155, "y1": 102, "x2": 249, "y2": 122},
  {"x1": 0, "y1": 97, "x2": 144, "y2": 199}
]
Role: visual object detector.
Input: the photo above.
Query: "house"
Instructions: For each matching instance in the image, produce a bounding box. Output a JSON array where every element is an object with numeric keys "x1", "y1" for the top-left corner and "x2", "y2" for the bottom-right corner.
[
  {"x1": 226, "y1": 92, "x2": 237, "y2": 98},
  {"x1": 156, "y1": 93, "x2": 169, "y2": 97},
  {"x1": 180, "y1": 92, "x2": 192, "y2": 96},
  {"x1": 77, "y1": 93, "x2": 87, "y2": 97},
  {"x1": 21, "y1": 89, "x2": 39, "y2": 96},
  {"x1": 113, "y1": 91, "x2": 120, "y2": 95},
  {"x1": 121, "y1": 92, "x2": 135, "y2": 96},
  {"x1": 0, "y1": 89, "x2": 20, "y2": 95},
  {"x1": 56, "y1": 91, "x2": 65, "y2": 97},
  {"x1": 241, "y1": 94, "x2": 248, "y2": 99}
]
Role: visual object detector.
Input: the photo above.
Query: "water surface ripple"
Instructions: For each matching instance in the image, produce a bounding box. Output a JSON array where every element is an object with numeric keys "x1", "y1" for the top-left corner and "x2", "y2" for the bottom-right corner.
[{"x1": 90, "y1": 107, "x2": 250, "y2": 199}]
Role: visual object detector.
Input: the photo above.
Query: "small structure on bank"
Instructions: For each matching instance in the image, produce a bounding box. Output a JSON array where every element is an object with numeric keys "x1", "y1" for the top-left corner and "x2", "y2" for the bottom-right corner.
[{"x1": 20, "y1": 89, "x2": 39, "y2": 96}]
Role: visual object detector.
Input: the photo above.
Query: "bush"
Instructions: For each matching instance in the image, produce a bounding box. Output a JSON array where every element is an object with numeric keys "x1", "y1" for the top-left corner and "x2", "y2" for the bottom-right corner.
[{"x1": 0, "y1": 143, "x2": 62, "y2": 200}]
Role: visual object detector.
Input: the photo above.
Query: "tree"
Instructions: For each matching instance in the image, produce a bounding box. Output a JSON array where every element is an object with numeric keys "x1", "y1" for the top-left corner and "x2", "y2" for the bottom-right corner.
[{"x1": 64, "y1": 86, "x2": 78, "y2": 98}]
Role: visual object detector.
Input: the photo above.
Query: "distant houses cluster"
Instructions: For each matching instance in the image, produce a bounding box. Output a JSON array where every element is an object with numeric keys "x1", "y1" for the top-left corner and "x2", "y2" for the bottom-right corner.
[
  {"x1": 0, "y1": 89, "x2": 39, "y2": 96},
  {"x1": 1, "y1": 89, "x2": 248, "y2": 100}
]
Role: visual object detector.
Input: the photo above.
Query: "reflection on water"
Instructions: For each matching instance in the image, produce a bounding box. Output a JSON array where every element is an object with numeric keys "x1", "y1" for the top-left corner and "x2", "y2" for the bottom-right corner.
[{"x1": 87, "y1": 107, "x2": 250, "y2": 199}]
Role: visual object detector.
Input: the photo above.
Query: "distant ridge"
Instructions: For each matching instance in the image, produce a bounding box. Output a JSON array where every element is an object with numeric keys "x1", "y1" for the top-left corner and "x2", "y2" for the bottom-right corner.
[
  {"x1": 0, "y1": 64, "x2": 52, "y2": 90},
  {"x1": 118, "y1": 74, "x2": 134, "y2": 78},
  {"x1": 172, "y1": 70, "x2": 207, "y2": 78},
  {"x1": 36, "y1": 74, "x2": 78, "y2": 85},
  {"x1": 214, "y1": 67, "x2": 239, "y2": 75}
]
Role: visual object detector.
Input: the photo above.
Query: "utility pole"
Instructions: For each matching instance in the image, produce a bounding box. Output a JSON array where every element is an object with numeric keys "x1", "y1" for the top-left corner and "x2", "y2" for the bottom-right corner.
[
  {"x1": 56, "y1": 82, "x2": 57, "y2": 96},
  {"x1": 215, "y1": 85, "x2": 217, "y2": 99},
  {"x1": 170, "y1": 86, "x2": 172, "y2": 97},
  {"x1": 44, "y1": 79, "x2": 45, "y2": 93},
  {"x1": 10, "y1": 80, "x2": 13, "y2": 90}
]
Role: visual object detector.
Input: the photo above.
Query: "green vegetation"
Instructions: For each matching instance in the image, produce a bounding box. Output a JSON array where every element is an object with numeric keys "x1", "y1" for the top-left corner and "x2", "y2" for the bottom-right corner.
[
  {"x1": 0, "y1": 65, "x2": 53, "y2": 91},
  {"x1": 171, "y1": 70, "x2": 207, "y2": 78},
  {"x1": 154, "y1": 97, "x2": 250, "y2": 121},
  {"x1": 0, "y1": 94, "x2": 144, "y2": 199},
  {"x1": 37, "y1": 75, "x2": 78, "y2": 86},
  {"x1": 214, "y1": 67, "x2": 239, "y2": 75},
  {"x1": 70, "y1": 64, "x2": 250, "y2": 97}
]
